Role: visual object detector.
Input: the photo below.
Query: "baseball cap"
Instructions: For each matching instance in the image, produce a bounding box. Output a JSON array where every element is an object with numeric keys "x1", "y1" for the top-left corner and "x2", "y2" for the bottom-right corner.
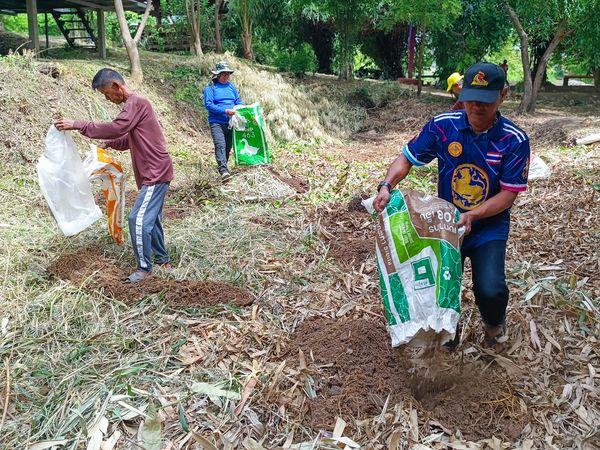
[{"x1": 459, "y1": 62, "x2": 506, "y2": 103}]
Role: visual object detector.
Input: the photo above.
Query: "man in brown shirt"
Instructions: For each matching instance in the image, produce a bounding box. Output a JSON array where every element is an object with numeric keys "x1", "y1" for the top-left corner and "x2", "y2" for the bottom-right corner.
[{"x1": 55, "y1": 68, "x2": 173, "y2": 282}]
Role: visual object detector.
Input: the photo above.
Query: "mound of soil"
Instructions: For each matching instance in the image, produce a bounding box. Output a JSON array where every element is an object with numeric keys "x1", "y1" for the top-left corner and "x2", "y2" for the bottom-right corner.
[
  {"x1": 347, "y1": 195, "x2": 369, "y2": 213},
  {"x1": 47, "y1": 249, "x2": 253, "y2": 307},
  {"x1": 268, "y1": 167, "x2": 310, "y2": 194},
  {"x1": 286, "y1": 317, "x2": 525, "y2": 441},
  {"x1": 319, "y1": 207, "x2": 373, "y2": 266}
]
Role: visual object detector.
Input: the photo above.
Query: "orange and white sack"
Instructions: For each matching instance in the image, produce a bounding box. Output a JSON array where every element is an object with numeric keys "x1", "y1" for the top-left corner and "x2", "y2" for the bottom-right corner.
[{"x1": 83, "y1": 146, "x2": 126, "y2": 244}]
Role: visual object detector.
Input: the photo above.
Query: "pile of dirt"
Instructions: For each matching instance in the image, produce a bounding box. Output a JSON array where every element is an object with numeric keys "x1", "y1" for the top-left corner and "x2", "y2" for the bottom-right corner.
[
  {"x1": 318, "y1": 206, "x2": 373, "y2": 266},
  {"x1": 285, "y1": 317, "x2": 526, "y2": 441},
  {"x1": 346, "y1": 195, "x2": 369, "y2": 213},
  {"x1": 268, "y1": 167, "x2": 310, "y2": 194},
  {"x1": 47, "y1": 249, "x2": 253, "y2": 307}
]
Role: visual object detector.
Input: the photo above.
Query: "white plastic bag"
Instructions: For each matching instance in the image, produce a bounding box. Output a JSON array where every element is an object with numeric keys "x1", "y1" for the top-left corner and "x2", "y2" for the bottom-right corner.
[
  {"x1": 528, "y1": 154, "x2": 551, "y2": 180},
  {"x1": 37, "y1": 126, "x2": 102, "y2": 236},
  {"x1": 228, "y1": 105, "x2": 248, "y2": 131}
]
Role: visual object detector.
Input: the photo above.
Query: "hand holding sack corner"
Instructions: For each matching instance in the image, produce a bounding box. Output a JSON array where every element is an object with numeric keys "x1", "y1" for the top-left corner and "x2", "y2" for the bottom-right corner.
[{"x1": 363, "y1": 189, "x2": 464, "y2": 347}]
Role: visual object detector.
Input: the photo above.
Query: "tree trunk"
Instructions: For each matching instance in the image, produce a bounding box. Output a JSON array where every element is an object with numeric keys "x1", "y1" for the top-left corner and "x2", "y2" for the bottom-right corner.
[
  {"x1": 241, "y1": 29, "x2": 253, "y2": 59},
  {"x1": 594, "y1": 69, "x2": 600, "y2": 92},
  {"x1": 239, "y1": 0, "x2": 253, "y2": 60},
  {"x1": 185, "y1": 0, "x2": 203, "y2": 56},
  {"x1": 114, "y1": 0, "x2": 153, "y2": 86},
  {"x1": 531, "y1": 39, "x2": 550, "y2": 86},
  {"x1": 528, "y1": 19, "x2": 571, "y2": 113},
  {"x1": 152, "y1": 0, "x2": 162, "y2": 27},
  {"x1": 338, "y1": 22, "x2": 354, "y2": 80},
  {"x1": 407, "y1": 25, "x2": 416, "y2": 79},
  {"x1": 416, "y1": 30, "x2": 425, "y2": 97},
  {"x1": 127, "y1": 44, "x2": 143, "y2": 85},
  {"x1": 214, "y1": 0, "x2": 223, "y2": 53},
  {"x1": 505, "y1": 3, "x2": 532, "y2": 115}
]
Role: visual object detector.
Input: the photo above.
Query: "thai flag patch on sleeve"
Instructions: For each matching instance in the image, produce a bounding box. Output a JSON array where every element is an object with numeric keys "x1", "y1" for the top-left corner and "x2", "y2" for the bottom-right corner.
[{"x1": 485, "y1": 151, "x2": 502, "y2": 165}]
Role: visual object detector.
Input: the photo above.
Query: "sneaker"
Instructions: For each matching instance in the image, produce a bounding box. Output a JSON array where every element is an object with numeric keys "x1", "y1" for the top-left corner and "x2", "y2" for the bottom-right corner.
[
  {"x1": 123, "y1": 270, "x2": 152, "y2": 283},
  {"x1": 482, "y1": 322, "x2": 508, "y2": 352},
  {"x1": 221, "y1": 171, "x2": 231, "y2": 182}
]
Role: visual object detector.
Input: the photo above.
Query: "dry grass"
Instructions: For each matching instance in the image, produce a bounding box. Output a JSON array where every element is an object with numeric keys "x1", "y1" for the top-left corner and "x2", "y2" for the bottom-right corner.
[{"x1": 0, "y1": 50, "x2": 599, "y2": 449}]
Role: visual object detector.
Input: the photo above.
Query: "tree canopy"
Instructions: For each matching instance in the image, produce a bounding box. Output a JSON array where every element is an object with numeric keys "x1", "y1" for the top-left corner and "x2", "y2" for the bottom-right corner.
[{"x1": 1, "y1": 0, "x2": 598, "y2": 95}]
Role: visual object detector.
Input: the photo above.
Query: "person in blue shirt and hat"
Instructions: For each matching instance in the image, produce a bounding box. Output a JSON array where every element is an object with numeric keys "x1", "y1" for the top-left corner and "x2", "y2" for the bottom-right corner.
[
  {"x1": 203, "y1": 61, "x2": 244, "y2": 181},
  {"x1": 373, "y1": 62, "x2": 531, "y2": 352}
]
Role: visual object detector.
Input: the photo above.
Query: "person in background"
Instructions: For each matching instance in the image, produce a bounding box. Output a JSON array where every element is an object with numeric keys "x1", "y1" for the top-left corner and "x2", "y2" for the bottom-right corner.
[
  {"x1": 54, "y1": 68, "x2": 173, "y2": 283},
  {"x1": 446, "y1": 72, "x2": 464, "y2": 110},
  {"x1": 203, "y1": 61, "x2": 244, "y2": 181},
  {"x1": 500, "y1": 59, "x2": 509, "y2": 74},
  {"x1": 373, "y1": 62, "x2": 531, "y2": 352}
]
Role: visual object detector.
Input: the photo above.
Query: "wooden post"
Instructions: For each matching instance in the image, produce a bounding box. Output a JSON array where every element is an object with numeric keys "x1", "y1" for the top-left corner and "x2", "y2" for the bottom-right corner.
[
  {"x1": 96, "y1": 8, "x2": 106, "y2": 59},
  {"x1": 44, "y1": 12, "x2": 49, "y2": 49},
  {"x1": 26, "y1": 0, "x2": 40, "y2": 53}
]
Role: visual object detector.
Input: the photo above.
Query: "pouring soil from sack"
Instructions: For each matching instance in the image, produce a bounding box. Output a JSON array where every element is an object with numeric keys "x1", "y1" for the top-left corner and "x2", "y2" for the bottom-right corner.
[{"x1": 285, "y1": 316, "x2": 526, "y2": 441}]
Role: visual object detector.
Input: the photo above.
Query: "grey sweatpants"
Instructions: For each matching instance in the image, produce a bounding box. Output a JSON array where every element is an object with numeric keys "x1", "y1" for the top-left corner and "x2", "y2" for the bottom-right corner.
[
  {"x1": 210, "y1": 122, "x2": 233, "y2": 174},
  {"x1": 128, "y1": 182, "x2": 170, "y2": 272}
]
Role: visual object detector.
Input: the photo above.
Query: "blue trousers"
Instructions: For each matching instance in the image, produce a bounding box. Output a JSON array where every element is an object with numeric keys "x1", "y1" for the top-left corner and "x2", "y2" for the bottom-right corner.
[
  {"x1": 461, "y1": 240, "x2": 509, "y2": 327},
  {"x1": 129, "y1": 183, "x2": 170, "y2": 272},
  {"x1": 210, "y1": 122, "x2": 233, "y2": 174}
]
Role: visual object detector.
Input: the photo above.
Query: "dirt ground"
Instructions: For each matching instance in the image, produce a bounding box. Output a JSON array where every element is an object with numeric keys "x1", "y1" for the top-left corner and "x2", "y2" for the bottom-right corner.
[
  {"x1": 268, "y1": 167, "x2": 310, "y2": 194},
  {"x1": 47, "y1": 248, "x2": 253, "y2": 307},
  {"x1": 285, "y1": 317, "x2": 526, "y2": 442},
  {"x1": 317, "y1": 203, "x2": 373, "y2": 267}
]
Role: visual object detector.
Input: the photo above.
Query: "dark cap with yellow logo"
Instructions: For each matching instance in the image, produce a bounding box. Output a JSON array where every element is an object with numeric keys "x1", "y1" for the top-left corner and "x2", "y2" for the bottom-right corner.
[{"x1": 459, "y1": 62, "x2": 506, "y2": 104}]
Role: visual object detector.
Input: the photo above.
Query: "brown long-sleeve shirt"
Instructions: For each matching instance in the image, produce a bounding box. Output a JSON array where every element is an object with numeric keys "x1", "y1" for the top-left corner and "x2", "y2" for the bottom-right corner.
[{"x1": 74, "y1": 94, "x2": 173, "y2": 189}]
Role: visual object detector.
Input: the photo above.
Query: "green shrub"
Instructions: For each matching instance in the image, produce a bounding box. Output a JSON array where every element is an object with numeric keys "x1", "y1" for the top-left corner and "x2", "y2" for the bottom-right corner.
[{"x1": 275, "y1": 43, "x2": 317, "y2": 78}]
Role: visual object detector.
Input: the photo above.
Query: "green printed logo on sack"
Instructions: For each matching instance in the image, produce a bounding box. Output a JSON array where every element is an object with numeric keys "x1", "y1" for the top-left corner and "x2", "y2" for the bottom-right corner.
[
  {"x1": 412, "y1": 257, "x2": 435, "y2": 290},
  {"x1": 231, "y1": 103, "x2": 271, "y2": 166},
  {"x1": 363, "y1": 189, "x2": 464, "y2": 347}
]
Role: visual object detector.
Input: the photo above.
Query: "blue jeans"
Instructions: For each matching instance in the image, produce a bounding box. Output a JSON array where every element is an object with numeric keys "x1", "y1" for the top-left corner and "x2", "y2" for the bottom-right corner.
[
  {"x1": 209, "y1": 122, "x2": 233, "y2": 174},
  {"x1": 461, "y1": 240, "x2": 509, "y2": 327},
  {"x1": 128, "y1": 183, "x2": 170, "y2": 272}
]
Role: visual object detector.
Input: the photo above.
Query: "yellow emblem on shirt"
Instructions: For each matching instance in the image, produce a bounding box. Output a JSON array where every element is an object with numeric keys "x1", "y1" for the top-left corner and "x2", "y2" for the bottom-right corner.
[
  {"x1": 451, "y1": 164, "x2": 489, "y2": 210},
  {"x1": 448, "y1": 141, "x2": 463, "y2": 157}
]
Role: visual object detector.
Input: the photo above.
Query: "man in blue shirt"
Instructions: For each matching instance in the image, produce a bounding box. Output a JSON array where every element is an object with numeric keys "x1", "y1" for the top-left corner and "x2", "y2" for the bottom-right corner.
[
  {"x1": 373, "y1": 62, "x2": 530, "y2": 351},
  {"x1": 203, "y1": 61, "x2": 244, "y2": 180}
]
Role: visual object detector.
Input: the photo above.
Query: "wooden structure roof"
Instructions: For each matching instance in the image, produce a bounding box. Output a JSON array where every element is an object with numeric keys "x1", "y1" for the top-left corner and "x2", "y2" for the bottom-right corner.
[
  {"x1": 0, "y1": 1, "x2": 151, "y2": 57},
  {"x1": 0, "y1": 0, "x2": 148, "y2": 14}
]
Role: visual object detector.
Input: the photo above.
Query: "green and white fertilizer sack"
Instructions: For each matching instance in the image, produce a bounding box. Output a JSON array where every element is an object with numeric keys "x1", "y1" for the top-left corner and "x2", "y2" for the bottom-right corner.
[
  {"x1": 363, "y1": 189, "x2": 464, "y2": 347},
  {"x1": 230, "y1": 103, "x2": 271, "y2": 166}
]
